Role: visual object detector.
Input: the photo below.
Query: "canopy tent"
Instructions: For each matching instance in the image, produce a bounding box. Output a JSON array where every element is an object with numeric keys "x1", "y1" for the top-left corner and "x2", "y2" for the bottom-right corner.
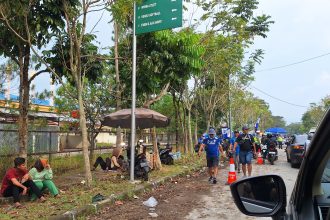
[{"x1": 265, "y1": 127, "x2": 287, "y2": 134}]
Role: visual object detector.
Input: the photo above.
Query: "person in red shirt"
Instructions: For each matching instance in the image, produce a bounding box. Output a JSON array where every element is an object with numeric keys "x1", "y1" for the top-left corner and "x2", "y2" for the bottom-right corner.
[{"x1": 0, "y1": 157, "x2": 46, "y2": 208}]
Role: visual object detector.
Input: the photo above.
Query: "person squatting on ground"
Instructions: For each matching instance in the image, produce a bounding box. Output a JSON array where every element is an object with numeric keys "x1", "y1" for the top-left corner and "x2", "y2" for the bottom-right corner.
[
  {"x1": 0, "y1": 157, "x2": 46, "y2": 208},
  {"x1": 230, "y1": 130, "x2": 241, "y2": 173},
  {"x1": 92, "y1": 147, "x2": 125, "y2": 171},
  {"x1": 29, "y1": 158, "x2": 59, "y2": 200},
  {"x1": 198, "y1": 128, "x2": 224, "y2": 184},
  {"x1": 234, "y1": 126, "x2": 256, "y2": 177}
]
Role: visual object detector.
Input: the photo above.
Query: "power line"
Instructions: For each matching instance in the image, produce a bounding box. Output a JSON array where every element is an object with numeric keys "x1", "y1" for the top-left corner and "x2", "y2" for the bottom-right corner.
[
  {"x1": 249, "y1": 85, "x2": 309, "y2": 108},
  {"x1": 256, "y1": 52, "x2": 330, "y2": 72}
]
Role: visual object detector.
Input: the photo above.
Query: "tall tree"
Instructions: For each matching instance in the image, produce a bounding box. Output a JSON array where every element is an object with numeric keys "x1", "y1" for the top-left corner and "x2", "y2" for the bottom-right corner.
[
  {"x1": 55, "y1": 74, "x2": 114, "y2": 165},
  {"x1": 108, "y1": 0, "x2": 134, "y2": 147},
  {"x1": 302, "y1": 96, "x2": 330, "y2": 131},
  {"x1": 0, "y1": 0, "x2": 73, "y2": 158},
  {"x1": 40, "y1": 0, "x2": 108, "y2": 186},
  {"x1": 194, "y1": 0, "x2": 273, "y2": 130},
  {"x1": 117, "y1": 28, "x2": 204, "y2": 168}
]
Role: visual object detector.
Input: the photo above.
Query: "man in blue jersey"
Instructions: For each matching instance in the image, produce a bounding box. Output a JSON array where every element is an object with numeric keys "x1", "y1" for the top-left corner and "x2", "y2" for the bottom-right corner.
[{"x1": 198, "y1": 128, "x2": 224, "y2": 184}]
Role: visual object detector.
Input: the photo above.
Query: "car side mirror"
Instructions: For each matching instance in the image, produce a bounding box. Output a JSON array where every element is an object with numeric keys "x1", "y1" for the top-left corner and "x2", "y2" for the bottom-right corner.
[{"x1": 230, "y1": 175, "x2": 287, "y2": 217}]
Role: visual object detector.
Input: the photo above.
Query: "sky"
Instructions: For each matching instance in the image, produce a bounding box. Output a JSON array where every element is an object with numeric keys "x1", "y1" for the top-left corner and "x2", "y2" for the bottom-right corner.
[
  {"x1": 250, "y1": 0, "x2": 330, "y2": 124},
  {"x1": 26, "y1": 0, "x2": 330, "y2": 124}
]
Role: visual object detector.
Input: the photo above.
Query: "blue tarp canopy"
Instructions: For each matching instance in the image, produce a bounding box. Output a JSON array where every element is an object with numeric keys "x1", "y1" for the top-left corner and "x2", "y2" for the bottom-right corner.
[{"x1": 265, "y1": 127, "x2": 287, "y2": 134}]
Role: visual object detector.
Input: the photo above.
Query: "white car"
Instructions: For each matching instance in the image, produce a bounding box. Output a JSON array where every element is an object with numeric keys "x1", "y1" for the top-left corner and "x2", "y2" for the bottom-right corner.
[{"x1": 305, "y1": 127, "x2": 316, "y2": 152}]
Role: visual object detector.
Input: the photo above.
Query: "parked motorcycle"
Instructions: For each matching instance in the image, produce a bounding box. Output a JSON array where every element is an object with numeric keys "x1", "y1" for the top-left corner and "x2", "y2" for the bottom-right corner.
[
  {"x1": 134, "y1": 153, "x2": 150, "y2": 181},
  {"x1": 127, "y1": 148, "x2": 150, "y2": 181},
  {"x1": 159, "y1": 144, "x2": 174, "y2": 165}
]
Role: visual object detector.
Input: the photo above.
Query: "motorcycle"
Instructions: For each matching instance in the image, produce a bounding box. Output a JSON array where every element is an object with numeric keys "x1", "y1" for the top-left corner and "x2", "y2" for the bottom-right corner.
[
  {"x1": 261, "y1": 144, "x2": 268, "y2": 164},
  {"x1": 127, "y1": 148, "x2": 150, "y2": 181},
  {"x1": 267, "y1": 145, "x2": 278, "y2": 165},
  {"x1": 134, "y1": 153, "x2": 150, "y2": 181},
  {"x1": 159, "y1": 145, "x2": 174, "y2": 165}
]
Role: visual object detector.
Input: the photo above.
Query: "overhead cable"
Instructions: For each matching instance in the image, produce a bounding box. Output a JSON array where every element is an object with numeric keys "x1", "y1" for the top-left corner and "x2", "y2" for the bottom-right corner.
[
  {"x1": 249, "y1": 85, "x2": 309, "y2": 108},
  {"x1": 256, "y1": 52, "x2": 330, "y2": 72}
]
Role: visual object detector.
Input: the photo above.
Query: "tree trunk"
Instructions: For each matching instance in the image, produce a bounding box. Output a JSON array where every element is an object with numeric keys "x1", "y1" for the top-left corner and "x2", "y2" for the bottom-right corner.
[
  {"x1": 194, "y1": 111, "x2": 198, "y2": 144},
  {"x1": 206, "y1": 113, "x2": 211, "y2": 131},
  {"x1": 152, "y1": 127, "x2": 162, "y2": 170},
  {"x1": 114, "y1": 21, "x2": 122, "y2": 148},
  {"x1": 77, "y1": 84, "x2": 93, "y2": 187},
  {"x1": 18, "y1": 47, "x2": 30, "y2": 159},
  {"x1": 172, "y1": 93, "x2": 179, "y2": 152},
  {"x1": 183, "y1": 107, "x2": 188, "y2": 154},
  {"x1": 89, "y1": 131, "x2": 96, "y2": 167},
  {"x1": 187, "y1": 109, "x2": 193, "y2": 154},
  {"x1": 177, "y1": 102, "x2": 184, "y2": 153}
]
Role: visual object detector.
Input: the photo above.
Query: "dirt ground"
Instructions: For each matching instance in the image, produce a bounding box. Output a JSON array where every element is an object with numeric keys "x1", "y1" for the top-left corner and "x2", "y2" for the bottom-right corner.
[
  {"x1": 87, "y1": 150, "x2": 298, "y2": 220},
  {"x1": 87, "y1": 169, "x2": 213, "y2": 220}
]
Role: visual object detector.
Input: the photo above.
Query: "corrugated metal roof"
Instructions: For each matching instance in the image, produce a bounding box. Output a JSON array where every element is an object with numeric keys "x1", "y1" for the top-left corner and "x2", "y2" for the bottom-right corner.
[{"x1": 0, "y1": 93, "x2": 51, "y2": 106}]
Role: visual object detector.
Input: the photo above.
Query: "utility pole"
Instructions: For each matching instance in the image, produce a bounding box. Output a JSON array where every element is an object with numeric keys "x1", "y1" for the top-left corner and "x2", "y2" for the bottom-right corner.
[{"x1": 228, "y1": 74, "x2": 232, "y2": 137}]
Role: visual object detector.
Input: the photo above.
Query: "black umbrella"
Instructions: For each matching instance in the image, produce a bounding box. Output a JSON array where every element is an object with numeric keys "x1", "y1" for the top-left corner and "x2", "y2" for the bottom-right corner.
[{"x1": 102, "y1": 108, "x2": 170, "y2": 129}]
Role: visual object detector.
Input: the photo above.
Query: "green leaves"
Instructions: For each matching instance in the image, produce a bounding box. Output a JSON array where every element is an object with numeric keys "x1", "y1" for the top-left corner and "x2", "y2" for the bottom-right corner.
[{"x1": 115, "y1": 28, "x2": 204, "y2": 107}]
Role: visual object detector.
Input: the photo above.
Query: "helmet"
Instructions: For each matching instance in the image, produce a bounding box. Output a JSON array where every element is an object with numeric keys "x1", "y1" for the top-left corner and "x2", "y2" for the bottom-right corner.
[
  {"x1": 242, "y1": 125, "x2": 249, "y2": 131},
  {"x1": 208, "y1": 128, "x2": 216, "y2": 135}
]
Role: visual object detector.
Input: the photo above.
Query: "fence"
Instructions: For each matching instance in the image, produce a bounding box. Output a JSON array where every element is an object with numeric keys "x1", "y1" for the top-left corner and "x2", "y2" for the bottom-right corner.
[{"x1": 0, "y1": 126, "x2": 181, "y2": 157}]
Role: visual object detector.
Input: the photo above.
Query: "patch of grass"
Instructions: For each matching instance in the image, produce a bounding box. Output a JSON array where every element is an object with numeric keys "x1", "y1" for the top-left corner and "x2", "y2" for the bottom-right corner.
[
  {"x1": 96, "y1": 143, "x2": 113, "y2": 148},
  {"x1": 150, "y1": 154, "x2": 205, "y2": 180}
]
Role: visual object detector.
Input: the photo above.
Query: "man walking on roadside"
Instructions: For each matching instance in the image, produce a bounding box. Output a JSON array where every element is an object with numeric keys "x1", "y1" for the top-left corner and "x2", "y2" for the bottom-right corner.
[
  {"x1": 234, "y1": 126, "x2": 256, "y2": 177},
  {"x1": 198, "y1": 128, "x2": 224, "y2": 184}
]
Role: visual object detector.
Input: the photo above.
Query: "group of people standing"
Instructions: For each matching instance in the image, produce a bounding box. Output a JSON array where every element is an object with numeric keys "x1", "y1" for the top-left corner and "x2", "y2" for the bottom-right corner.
[{"x1": 198, "y1": 126, "x2": 257, "y2": 184}]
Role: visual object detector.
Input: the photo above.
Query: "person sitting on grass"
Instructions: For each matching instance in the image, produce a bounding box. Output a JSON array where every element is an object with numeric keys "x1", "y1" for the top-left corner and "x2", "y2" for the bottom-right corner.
[
  {"x1": 92, "y1": 147, "x2": 125, "y2": 171},
  {"x1": 92, "y1": 156, "x2": 111, "y2": 171},
  {"x1": 0, "y1": 157, "x2": 46, "y2": 208},
  {"x1": 29, "y1": 158, "x2": 59, "y2": 200},
  {"x1": 110, "y1": 147, "x2": 124, "y2": 171}
]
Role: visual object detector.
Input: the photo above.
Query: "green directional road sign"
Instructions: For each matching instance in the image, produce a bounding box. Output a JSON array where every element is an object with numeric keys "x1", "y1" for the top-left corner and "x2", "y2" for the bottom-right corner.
[{"x1": 135, "y1": 0, "x2": 182, "y2": 35}]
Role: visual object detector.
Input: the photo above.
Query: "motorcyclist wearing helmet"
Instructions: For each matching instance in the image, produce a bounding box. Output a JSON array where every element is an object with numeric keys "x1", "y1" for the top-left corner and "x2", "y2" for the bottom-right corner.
[{"x1": 262, "y1": 134, "x2": 273, "y2": 160}]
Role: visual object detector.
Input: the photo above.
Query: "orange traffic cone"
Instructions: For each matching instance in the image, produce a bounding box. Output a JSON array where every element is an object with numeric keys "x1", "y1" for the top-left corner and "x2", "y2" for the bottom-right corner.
[
  {"x1": 257, "y1": 149, "x2": 263, "y2": 165},
  {"x1": 227, "y1": 157, "x2": 237, "y2": 184}
]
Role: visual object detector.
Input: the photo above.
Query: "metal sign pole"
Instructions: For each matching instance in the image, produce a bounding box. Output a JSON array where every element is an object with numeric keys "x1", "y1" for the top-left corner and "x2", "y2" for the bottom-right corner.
[
  {"x1": 130, "y1": 1, "x2": 137, "y2": 182},
  {"x1": 228, "y1": 74, "x2": 232, "y2": 137}
]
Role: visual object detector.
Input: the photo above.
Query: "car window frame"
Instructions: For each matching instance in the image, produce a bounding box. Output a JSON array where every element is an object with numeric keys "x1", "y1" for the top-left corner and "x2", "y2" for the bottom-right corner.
[{"x1": 291, "y1": 108, "x2": 330, "y2": 214}]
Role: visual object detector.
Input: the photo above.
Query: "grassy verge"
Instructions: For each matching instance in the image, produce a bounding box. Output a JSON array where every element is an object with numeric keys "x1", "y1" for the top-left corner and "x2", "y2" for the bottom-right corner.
[{"x1": 0, "y1": 154, "x2": 204, "y2": 220}]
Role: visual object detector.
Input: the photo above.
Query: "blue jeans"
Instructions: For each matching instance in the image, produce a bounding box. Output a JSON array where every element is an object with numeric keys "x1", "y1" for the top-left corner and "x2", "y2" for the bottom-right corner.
[{"x1": 239, "y1": 151, "x2": 253, "y2": 165}]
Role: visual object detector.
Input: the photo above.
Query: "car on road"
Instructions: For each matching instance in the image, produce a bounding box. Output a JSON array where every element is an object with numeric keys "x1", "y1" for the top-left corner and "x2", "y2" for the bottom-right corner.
[
  {"x1": 305, "y1": 127, "x2": 316, "y2": 152},
  {"x1": 230, "y1": 108, "x2": 330, "y2": 219},
  {"x1": 286, "y1": 134, "x2": 308, "y2": 168}
]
